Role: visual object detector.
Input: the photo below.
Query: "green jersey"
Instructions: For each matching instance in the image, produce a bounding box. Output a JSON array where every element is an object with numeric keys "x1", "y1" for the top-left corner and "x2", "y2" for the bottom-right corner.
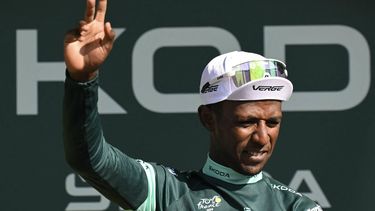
[{"x1": 63, "y1": 74, "x2": 322, "y2": 211}]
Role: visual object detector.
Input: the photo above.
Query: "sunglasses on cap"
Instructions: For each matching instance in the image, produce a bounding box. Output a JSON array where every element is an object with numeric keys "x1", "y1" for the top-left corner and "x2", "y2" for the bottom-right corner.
[{"x1": 201, "y1": 59, "x2": 288, "y2": 93}]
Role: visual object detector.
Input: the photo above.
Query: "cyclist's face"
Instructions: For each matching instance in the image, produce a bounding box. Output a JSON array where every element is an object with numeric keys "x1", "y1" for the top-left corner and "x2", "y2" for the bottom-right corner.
[{"x1": 208, "y1": 100, "x2": 282, "y2": 175}]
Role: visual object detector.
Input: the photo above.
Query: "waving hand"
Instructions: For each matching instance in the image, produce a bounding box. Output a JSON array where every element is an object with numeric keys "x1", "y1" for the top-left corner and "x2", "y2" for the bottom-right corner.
[{"x1": 64, "y1": 0, "x2": 115, "y2": 81}]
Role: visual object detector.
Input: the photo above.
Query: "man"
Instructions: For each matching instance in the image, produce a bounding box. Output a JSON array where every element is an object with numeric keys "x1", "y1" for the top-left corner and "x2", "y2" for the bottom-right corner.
[{"x1": 63, "y1": 0, "x2": 322, "y2": 210}]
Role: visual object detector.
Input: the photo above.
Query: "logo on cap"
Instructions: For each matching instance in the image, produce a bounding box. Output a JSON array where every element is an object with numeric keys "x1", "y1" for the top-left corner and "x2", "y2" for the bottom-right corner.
[
  {"x1": 201, "y1": 82, "x2": 219, "y2": 94},
  {"x1": 252, "y1": 85, "x2": 284, "y2": 91}
]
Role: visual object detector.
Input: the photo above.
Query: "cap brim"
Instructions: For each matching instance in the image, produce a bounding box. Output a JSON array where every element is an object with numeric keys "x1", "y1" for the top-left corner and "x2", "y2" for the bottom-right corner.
[{"x1": 227, "y1": 78, "x2": 293, "y2": 101}]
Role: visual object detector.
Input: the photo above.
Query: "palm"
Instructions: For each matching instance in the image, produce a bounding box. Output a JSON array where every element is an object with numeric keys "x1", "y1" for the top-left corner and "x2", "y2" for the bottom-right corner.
[
  {"x1": 65, "y1": 21, "x2": 107, "y2": 72},
  {"x1": 64, "y1": 0, "x2": 115, "y2": 80}
]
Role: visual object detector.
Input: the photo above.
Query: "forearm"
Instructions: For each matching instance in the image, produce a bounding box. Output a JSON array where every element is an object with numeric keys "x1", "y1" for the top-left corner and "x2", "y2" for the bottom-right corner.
[
  {"x1": 63, "y1": 71, "x2": 102, "y2": 173},
  {"x1": 62, "y1": 72, "x2": 149, "y2": 209}
]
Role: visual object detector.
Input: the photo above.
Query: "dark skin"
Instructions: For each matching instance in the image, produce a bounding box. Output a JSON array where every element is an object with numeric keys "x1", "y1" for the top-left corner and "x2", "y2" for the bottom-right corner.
[
  {"x1": 198, "y1": 100, "x2": 282, "y2": 176},
  {"x1": 64, "y1": 0, "x2": 115, "y2": 82}
]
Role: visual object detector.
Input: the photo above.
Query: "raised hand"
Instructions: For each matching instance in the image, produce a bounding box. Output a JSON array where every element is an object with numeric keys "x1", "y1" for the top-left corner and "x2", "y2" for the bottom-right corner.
[{"x1": 64, "y1": 0, "x2": 115, "y2": 81}]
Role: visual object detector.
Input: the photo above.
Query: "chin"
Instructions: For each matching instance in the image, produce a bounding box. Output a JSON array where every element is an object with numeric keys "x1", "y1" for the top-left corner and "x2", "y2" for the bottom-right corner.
[{"x1": 240, "y1": 164, "x2": 264, "y2": 176}]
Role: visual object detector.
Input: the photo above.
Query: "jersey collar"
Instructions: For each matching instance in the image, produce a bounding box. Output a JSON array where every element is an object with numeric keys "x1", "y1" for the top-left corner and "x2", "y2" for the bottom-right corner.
[{"x1": 202, "y1": 155, "x2": 263, "y2": 185}]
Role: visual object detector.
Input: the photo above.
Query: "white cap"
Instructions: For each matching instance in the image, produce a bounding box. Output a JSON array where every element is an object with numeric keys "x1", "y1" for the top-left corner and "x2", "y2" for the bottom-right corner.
[{"x1": 199, "y1": 51, "x2": 293, "y2": 105}]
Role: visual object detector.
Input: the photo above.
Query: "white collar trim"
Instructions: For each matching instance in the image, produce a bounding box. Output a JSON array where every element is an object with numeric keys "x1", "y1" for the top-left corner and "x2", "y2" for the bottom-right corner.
[{"x1": 202, "y1": 155, "x2": 263, "y2": 185}]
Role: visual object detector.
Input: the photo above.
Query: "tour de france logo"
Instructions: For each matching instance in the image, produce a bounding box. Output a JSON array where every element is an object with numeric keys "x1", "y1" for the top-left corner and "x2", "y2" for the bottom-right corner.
[
  {"x1": 197, "y1": 195, "x2": 253, "y2": 211},
  {"x1": 197, "y1": 195, "x2": 222, "y2": 210}
]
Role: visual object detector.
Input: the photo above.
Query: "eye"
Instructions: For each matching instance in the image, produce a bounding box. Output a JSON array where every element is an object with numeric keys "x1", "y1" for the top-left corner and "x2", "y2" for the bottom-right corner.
[
  {"x1": 266, "y1": 118, "x2": 281, "y2": 128},
  {"x1": 237, "y1": 118, "x2": 258, "y2": 128}
]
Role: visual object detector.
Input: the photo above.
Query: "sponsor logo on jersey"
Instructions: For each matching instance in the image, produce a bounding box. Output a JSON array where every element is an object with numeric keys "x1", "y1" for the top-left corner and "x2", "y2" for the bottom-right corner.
[
  {"x1": 252, "y1": 85, "x2": 284, "y2": 91},
  {"x1": 197, "y1": 195, "x2": 222, "y2": 210},
  {"x1": 209, "y1": 165, "x2": 230, "y2": 178},
  {"x1": 270, "y1": 184, "x2": 302, "y2": 197}
]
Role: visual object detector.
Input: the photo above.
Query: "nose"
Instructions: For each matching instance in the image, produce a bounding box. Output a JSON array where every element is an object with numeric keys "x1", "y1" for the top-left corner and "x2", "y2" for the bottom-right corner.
[{"x1": 251, "y1": 120, "x2": 269, "y2": 145}]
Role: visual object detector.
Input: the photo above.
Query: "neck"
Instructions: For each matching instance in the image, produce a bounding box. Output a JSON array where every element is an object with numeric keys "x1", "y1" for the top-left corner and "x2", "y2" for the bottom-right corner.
[{"x1": 202, "y1": 155, "x2": 263, "y2": 185}]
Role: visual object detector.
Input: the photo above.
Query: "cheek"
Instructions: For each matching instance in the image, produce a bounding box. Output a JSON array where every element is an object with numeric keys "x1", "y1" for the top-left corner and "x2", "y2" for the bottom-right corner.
[
  {"x1": 269, "y1": 128, "x2": 280, "y2": 145},
  {"x1": 216, "y1": 127, "x2": 248, "y2": 149},
  {"x1": 234, "y1": 127, "x2": 253, "y2": 140},
  {"x1": 231, "y1": 127, "x2": 254, "y2": 148}
]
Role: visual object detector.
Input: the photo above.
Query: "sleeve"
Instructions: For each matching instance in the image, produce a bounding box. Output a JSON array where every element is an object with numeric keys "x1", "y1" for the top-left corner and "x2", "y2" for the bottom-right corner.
[
  {"x1": 62, "y1": 72, "x2": 157, "y2": 210},
  {"x1": 293, "y1": 196, "x2": 323, "y2": 211}
]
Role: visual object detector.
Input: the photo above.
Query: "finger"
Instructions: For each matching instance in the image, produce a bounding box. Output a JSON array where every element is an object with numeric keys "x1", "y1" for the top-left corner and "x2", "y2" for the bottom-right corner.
[
  {"x1": 84, "y1": 0, "x2": 96, "y2": 22},
  {"x1": 64, "y1": 28, "x2": 80, "y2": 44},
  {"x1": 95, "y1": 0, "x2": 107, "y2": 22},
  {"x1": 73, "y1": 20, "x2": 88, "y2": 37},
  {"x1": 105, "y1": 22, "x2": 115, "y2": 37},
  {"x1": 79, "y1": 20, "x2": 90, "y2": 33},
  {"x1": 103, "y1": 22, "x2": 116, "y2": 50},
  {"x1": 79, "y1": 20, "x2": 87, "y2": 27}
]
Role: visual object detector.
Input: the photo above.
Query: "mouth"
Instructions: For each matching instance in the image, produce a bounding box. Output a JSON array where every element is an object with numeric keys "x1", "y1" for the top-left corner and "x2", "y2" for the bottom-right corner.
[{"x1": 242, "y1": 150, "x2": 267, "y2": 163}]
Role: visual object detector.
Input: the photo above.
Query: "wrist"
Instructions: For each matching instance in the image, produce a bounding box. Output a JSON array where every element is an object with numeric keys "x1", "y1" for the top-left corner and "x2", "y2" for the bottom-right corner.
[{"x1": 67, "y1": 70, "x2": 98, "y2": 82}]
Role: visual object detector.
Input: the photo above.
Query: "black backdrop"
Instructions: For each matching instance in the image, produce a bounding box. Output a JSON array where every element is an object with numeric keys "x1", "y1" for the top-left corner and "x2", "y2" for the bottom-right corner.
[{"x1": 1, "y1": 0, "x2": 374, "y2": 210}]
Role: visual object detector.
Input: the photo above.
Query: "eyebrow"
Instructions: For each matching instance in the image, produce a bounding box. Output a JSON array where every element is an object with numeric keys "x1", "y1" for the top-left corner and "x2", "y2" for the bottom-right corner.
[
  {"x1": 267, "y1": 116, "x2": 283, "y2": 122},
  {"x1": 234, "y1": 115, "x2": 282, "y2": 123}
]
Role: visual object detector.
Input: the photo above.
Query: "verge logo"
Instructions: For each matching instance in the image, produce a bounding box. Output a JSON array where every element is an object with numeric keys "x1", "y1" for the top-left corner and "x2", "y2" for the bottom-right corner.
[
  {"x1": 197, "y1": 195, "x2": 222, "y2": 210},
  {"x1": 252, "y1": 85, "x2": 284, "y2": 91}
]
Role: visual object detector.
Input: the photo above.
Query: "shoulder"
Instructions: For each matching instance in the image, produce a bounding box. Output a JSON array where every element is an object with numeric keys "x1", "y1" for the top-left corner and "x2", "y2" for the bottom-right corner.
[
  {"x1": 264, "y1": 175, "x2": 303, "y2": 198},
  {"x1": 147, "y1": 162, "x2": 200, "y2": 186},
  {"x1": 264, "y1": 174, "x2": 323, "y2": 211}
]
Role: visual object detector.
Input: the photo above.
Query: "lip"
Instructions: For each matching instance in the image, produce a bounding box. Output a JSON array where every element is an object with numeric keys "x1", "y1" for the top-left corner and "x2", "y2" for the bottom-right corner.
[{"x1": 241, "y1": 150, "x2": 267, "y2": 163}]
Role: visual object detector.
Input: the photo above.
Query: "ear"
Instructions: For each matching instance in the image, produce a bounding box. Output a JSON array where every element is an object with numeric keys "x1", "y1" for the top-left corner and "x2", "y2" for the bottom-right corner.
[{"x1": 198, "y1": 105, "x2": 216, "y2": 131}]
